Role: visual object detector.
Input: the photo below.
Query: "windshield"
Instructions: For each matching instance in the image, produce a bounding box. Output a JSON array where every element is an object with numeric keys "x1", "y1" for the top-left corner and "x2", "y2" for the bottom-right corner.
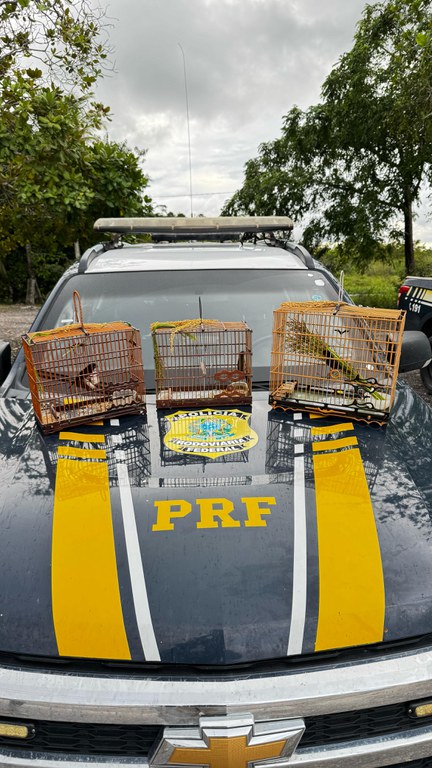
[{"x1": 31, "y1": 268, "x2": 338, "y2": 387}]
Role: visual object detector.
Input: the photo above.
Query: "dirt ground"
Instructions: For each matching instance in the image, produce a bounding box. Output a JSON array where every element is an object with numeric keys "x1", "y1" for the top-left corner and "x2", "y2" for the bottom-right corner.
[
  {"x1": 0, "y1": 304, "x2": 431, "y2": 407},
  {"x1": 0, "y1": 304, "x2": 40, "y2": 359}
]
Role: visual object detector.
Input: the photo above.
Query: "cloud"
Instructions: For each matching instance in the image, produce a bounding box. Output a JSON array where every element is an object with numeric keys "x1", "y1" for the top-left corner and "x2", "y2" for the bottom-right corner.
[
  {"x1": 95, "y1": 0, "x2": 432, "y2": 241},
  {"x1": 101, "y1": 0, "x2": 365, "y2": 121}
]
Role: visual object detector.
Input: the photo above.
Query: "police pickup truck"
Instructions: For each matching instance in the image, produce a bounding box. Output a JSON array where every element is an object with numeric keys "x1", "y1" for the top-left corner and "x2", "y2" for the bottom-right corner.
[
  {"x1": 0, "y1": 216, "x2": 432, "y2": 768},
  {"x1": 398, "y1": 276, "x2": 432, "y2": 392}
]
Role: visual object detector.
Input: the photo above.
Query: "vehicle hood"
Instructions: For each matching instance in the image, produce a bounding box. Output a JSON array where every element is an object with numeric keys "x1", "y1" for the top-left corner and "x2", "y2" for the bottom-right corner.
[{"x1": 0, "y1": 384, "x2": 432, "y2": 666}]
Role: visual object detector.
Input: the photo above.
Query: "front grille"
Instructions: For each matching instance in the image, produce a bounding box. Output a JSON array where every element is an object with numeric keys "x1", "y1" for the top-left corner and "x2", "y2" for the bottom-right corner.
[
  {"x1": 301, "y1": 701, "x2": 427, "y2": 748},
  {"x1": 0, "y1": 719, "x2": 161, "y2": 757},
  {"x1": 0, "y1": 702, "x2": 428, "y2": 758}
]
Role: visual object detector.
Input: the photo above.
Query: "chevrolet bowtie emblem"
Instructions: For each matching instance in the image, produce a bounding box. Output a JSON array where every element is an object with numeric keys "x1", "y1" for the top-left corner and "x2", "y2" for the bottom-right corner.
[{"x1": 150, "y1": 713, "x2": 305, "y2": 768}]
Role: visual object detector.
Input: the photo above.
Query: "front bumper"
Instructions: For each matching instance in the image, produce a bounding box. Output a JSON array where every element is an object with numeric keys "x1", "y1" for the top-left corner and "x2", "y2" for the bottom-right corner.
[
  {"x1": 1, "y1": 644, "x2": 432, "y2": 766},
  {"x1": 2, "y1": 643, "x2": 432, "y2": 723}
]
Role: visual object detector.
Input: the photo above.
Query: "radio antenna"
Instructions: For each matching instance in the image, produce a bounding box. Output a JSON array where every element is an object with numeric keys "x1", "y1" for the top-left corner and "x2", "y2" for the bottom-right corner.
[{"x1": 178, "y1": 43, "x2": 193, "y2": 218}]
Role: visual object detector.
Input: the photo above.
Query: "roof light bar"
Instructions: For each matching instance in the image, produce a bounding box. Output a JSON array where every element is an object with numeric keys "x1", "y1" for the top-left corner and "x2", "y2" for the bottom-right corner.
[{"x1": 93, "y1": 216, "x2": 294, "y2": 235}]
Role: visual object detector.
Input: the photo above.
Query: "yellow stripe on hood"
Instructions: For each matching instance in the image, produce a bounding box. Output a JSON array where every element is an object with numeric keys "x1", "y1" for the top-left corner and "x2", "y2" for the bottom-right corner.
[
  {"x1": 313, "y1": 433, "x2": 385, "y2": 651},
  {"x1": 52, "y1": 449, "x2": 131, "y2": 660}
]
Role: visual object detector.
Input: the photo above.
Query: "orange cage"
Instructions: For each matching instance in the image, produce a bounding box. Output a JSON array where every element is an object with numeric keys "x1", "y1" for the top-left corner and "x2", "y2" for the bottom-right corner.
[
  {"x1": 270, "y1": 301, "x2": 405, "y2": 424},
  {"x1": 23, "y1": 292, "x2": 146, "y2": 433},
  {"x1": 151, "y1": 319, "x2": 252, "y2": 409}
]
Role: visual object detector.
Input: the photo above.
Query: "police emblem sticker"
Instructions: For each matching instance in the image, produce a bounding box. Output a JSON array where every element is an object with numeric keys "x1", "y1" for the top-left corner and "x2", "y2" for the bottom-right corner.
[{"x1": 163, "y1": 409, "x2": 258, "y2": 458}]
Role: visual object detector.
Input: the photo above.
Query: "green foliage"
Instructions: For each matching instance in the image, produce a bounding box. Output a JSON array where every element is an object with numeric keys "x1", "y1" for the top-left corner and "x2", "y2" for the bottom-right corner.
[
  {"x1": 0, "y1": 0, "x2": 109, "y2": 94},
  {"x1": 0, "y1": 0, "x2": 153, "y2": 302},
  {"x1": 0, "y1": 248, "x2": 71, "y2": 303},
  {"x1": 320, "y1": 245, "x2": 432, "y2": 310},
  {"x1": 77, "y1": 140, "x2": 153, "y2": 251},
  {"x1": 319, "y1": 247, "x2": 402, "y2": 307},
  {"x1": 406, "y1": 245, "x2": 432, "y2": 277},
  {"x1": 320, "y1": 0, "x2": 432, "y2": 273},
  {"x1": 224, "y1": 0, "x2": 432, "y2": 274},
  {"x1": 343, "y1": 274, "x2": 400, "y2": 309},
  {"x1": 0, "y1": 75, "x2": 152, "y2": 301}
]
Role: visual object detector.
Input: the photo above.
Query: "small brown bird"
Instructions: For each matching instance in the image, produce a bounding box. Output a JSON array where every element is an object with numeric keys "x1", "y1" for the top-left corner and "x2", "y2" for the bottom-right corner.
[{"x1": 73, "y1": 363, "x2": 100, "y2": 391}]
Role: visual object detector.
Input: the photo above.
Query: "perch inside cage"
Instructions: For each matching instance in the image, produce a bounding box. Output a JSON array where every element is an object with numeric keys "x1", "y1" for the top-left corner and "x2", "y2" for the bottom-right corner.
[
  {"x1": 151, "y1": 319, "x2": 252, "y2": 408},
  {"x1": 23, "y1": 291, "x2": 146, "y2": 433},
  {"x1": 270, "y1": 301, "x2": 405, "y2": 422}
]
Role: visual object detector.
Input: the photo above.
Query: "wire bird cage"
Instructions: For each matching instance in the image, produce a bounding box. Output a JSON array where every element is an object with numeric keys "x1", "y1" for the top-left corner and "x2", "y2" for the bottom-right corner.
[
  {"x1": 151, "y1": 319, "x2": 252, "y2": 409},
  {"x1": 23, "y1": 292, "x2": 146, "y2": 433},
  {"x1": 270, "y1": 301, "x2": 406, "y2": 424}
]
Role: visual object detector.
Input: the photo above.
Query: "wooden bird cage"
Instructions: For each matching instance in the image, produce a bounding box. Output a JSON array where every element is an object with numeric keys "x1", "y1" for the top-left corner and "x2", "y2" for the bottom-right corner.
[
  {"x1": 270, "y1": 301, "x2": 406, "y2": 424},
  {"x1": 152, "y1": 319, "x2": 252, "y2": 409},
  {"x1": 23, "y1": 291, "x2": 146, "y2": 433}
]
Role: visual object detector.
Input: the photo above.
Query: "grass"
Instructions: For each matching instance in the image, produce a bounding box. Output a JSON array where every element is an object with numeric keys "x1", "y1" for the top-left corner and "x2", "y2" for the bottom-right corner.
[
  {"x1": 322, "y1": 245, "x2": 432, "y2": 309},
  {"x1": 344, "y1": 274, "x2": 400, "y2": 308}
]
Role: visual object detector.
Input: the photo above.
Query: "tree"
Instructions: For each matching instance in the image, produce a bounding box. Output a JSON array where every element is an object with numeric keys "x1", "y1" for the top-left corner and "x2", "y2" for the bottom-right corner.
[
  {"x1": 0, "y1": 0, "x2": 153, "y2": 302},
  {"x1": 0, "y1": 0, "x2": 108, "y2": 93},
  {"x1": 0, "y1": 74, "x2": 151, "y2": 302},
  {"x1": 223, "y1": 105, "x2": 327, "y2": 239},
  {"x1": 224, "y1": 0, "x2": 432, "y2": 273},
  {"x1": 322, "y1": 0, "x2": 432, "y2": 273}
]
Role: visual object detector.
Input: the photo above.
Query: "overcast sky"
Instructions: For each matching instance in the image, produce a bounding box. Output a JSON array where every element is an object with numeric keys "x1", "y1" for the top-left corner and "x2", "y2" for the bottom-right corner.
[{"x1": 95, "y1": 0, "x2": 432, "y2": 242}]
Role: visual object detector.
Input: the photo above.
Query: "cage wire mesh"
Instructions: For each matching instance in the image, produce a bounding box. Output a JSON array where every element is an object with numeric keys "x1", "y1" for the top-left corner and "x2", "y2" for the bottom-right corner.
[
  {"x1": 160, "y1": 476, "x2": 253, "y2": 488},
  {"x1": 23, "y1": 291, "x2": 146, "y2": 433},
  {"x1": 270, "y1": 301, "x2": 405, "y2": 423},
  {"x1": 151, "y1": 319, "x2": 252, "y2": 408}
]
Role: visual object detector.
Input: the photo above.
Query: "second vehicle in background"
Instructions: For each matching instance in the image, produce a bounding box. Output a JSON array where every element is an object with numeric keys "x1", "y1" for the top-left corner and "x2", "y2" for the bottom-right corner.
[{"x1": 398, "y1": 275, "x2": 432, "y2": 391}]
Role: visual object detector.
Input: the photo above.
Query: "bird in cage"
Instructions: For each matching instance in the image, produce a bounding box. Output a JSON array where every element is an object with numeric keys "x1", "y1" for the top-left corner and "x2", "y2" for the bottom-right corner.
[
  {"x1": 72, "y1": 363, "x2": 100, "y2": 391},
  {"x1": 287, "y1": 318, "x2": 385, "y2": 401}
]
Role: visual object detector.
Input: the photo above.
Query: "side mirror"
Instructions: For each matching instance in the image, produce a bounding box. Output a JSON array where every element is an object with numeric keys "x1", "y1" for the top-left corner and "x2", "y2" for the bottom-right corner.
[
  {"x1": 0, "y1": 342, "x2": 11, "y2": 385},
  {"x1": 399, "y1": 331, "x2": 432, "y2": 373}
]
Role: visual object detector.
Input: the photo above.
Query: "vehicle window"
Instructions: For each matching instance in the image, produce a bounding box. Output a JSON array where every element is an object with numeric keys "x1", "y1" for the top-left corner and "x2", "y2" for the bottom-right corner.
[{"x1": 32, "y1": 269, "x2": 338, "y2": 386}]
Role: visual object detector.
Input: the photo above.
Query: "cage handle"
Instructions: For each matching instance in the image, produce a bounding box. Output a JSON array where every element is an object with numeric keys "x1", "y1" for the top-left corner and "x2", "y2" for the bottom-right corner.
[
  {"x1": 333, "y1": 270, "x2": 345, "y2": 315},
  {"x1": 338, "y1": 270, "x2": 345, "y2": 302},
  {"x1": 72, "y1": 290, "x2": 85, "y2": 331}
]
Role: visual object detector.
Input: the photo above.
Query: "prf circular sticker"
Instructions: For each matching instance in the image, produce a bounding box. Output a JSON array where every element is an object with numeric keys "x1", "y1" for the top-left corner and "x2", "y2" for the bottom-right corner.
[{"x1": 163, "y1": 409, "x2": 258, "y2": 458}]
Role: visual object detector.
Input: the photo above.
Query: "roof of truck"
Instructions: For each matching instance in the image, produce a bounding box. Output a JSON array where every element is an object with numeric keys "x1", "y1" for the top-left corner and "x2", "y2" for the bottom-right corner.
[{"x1": 83, "y1": 242, "x2": 309, "y2": 273}]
